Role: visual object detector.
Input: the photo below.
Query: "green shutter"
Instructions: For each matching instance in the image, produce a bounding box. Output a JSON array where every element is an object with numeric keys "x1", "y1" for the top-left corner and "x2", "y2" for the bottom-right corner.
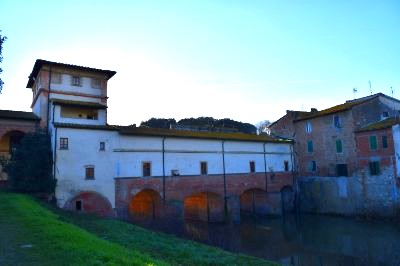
[
  {"x1": 369, "y1": 136, "x2": 377, "y2": 150},
  {"x1": 336, "y1": 140, "x2": 343, "y2": 153},
  {"x1": 382, "y1": 135, "x2": 388, "y2": 148},
  {"x1": 307, "y1": 140, "x2": 313, "y2": 152}
]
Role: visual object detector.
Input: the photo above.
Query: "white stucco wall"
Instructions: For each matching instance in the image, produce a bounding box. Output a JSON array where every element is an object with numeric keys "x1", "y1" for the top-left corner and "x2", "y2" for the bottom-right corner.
[
  {"x1": 392, "y1": 125, "x2": 400, "y2": 176},
  {"x1": 54, "y1": 127, "x2": 293, "y2": 208},
  {"x1": 50, "y1": 74, "x2": 103, "y2": 97}
]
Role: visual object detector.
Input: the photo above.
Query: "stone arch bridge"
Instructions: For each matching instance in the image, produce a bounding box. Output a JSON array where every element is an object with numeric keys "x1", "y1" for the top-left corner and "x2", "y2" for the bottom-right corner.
[{"x1": 114, "y1": 172, "x2": 294, "y2": 222}]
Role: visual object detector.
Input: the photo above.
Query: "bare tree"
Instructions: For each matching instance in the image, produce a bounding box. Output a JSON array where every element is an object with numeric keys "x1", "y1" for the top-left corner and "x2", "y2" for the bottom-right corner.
[
  {"x1": 0, "y1": 31, "x2": 7, "y2": 93},
  {"x1": 256, "y1": 120, "x2": 271, "y2": 135}
]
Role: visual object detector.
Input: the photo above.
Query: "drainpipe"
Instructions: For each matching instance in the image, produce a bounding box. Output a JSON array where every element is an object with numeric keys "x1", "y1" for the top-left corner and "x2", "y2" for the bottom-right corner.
[
  {"x1": 222, "y1": 140, "x2": 227, "y2": 214},
  {"x1": 52, "y1": 104, "x2": 57, "y2": 200},
  {"x1": 162, "y1": 137, "x2": 166, "y2": 202},
  {"x1": 46, "y1": 66, "x2": 52, "y2": 130},
  {"x1": 263, "y1": 142, "x2": 268, "y2": 192},
  {"x1": 290, "y1": 142, "x2": 299, "y2": 214}
]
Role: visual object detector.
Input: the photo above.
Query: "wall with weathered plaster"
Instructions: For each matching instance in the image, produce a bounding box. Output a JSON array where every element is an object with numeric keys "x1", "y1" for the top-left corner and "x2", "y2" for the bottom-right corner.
[
  {"x1": 392, "y1": 125, "x2": 400, "y2": 176},
  {"x1": 298, "y1": 125, "x2": 400, "y2": 218},
  {"x1": 54, "y1": 127, "x2": 294, "y2": 218}
]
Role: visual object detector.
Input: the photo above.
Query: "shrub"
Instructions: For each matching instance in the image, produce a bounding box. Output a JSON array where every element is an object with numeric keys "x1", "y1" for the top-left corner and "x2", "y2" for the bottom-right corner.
[{"x1": 6, "y1": 131, "x2": 56, "y2": 193}]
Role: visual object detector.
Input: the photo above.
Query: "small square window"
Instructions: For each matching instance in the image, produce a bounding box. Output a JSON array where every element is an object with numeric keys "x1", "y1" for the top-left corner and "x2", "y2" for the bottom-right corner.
[
  {"x1": 307, "y1": 140, "x2": 314, "y2": 153},
  {"x1": 382, "y1": 135, "x2": 388, "y2": 149},
  {"x1": 75, "y1": 200, "x2": 82, "y2": 211},
  {"x1": 85, "y1": 166, "x2": 95, "y2": 180},
  {"x1": 336, "y1": 164, "x2": 348, "y2": 177},
  {"x1": 51, "y1": 72, "x2": 62, "y2": 84},
  {"x1": 60, "y1": 138, "x2": 68, "y2": 150},
  {"x1": 71, "y1": 76, "x2": 81, "y2": 86},
  {"x1": 99, "y1": 142, "x2": 105, "y2": 151},
  {"x1": 249, "y1": 161, "x2": 256, "y2": 173},
  {"x1": 143, "y1": 162, "x2": 151, "y2": 177},
  {"x1": 200, "y1": 161, "x2": 208, "y2": 175},
  {"x1": 333, "y1": 115, "x2": 342, "y2": 128},
  {"x1": 309, "y1": 161, "x2": 317, "y2": 172},
  {"x1": 369, "y1": 161, "x2": 380, "y2": 175},
  {"x1": 284, "y1": 160, "x2": 289, "y2": 171},
  {"x1": 369, "y1": 136, "x2": 377, "y2": 150},
  {"x1": 91, "y1": 78, "x2": 101, "y2": 89}
]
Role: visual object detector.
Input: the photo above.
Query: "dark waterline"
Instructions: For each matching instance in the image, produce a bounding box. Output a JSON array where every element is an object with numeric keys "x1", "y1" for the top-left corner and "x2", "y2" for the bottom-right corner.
[{"x1": 129, "y1": 214, "x2": 400, "y2": 266}]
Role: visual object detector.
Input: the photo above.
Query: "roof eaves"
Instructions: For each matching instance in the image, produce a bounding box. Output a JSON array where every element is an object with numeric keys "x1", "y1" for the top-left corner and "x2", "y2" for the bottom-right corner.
[
  {"x1": 53, "y1": 122, "x2": 120, "y2": 131},
  {"x1": 118, "y1": 127, "x2": 291, "y2": 143},
  {"x1": 355, "y1": 118, "x2": 400, "y2": 133},
  {"x1": 51, "y1": 99, "x2": 107, "y2": 109},
  {"x1": 0, "y1": 110, "x2": 41, "y2": 121},
  {"x1": 27, "y1": 59, "x2": 117, "y2": 88},
  {"x1": 293, "y1": 97, "x2": 377, "y2": 123}
]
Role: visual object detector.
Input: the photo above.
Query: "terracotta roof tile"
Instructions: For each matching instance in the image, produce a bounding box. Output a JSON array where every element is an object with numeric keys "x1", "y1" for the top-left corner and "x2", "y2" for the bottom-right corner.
[
  {"x1": 356, "y1": 117, "x2": 400, "y2": 132},
  {"x1": 0, "y1": 110, "x2": 40, "y2": 121},
  {"x1": 54, "y1": 123, "x2": 291, "y2": 143},
  {"x1": 119, "y1": 126, "x2": 291, "y2": 143},
  {"x1": 27, "y1": 59, "x2": 116, "y2": 88},
  {"x1": 294, "y1": 94, "x2": 383, "y2": 122}
]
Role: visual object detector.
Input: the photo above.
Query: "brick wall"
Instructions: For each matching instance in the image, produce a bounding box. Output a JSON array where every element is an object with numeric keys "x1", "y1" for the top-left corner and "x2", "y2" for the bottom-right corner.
[
  {"x1": 63, "y1": 191, "x2": 113, "y2": 217},
  {"x1": 115, "y1": 171, "x2": 294, "y2": 221},
  {"x1": 295, "y1": 110, "x2": 357, "y2": 177},
  {"x1": 0, "y1": 119, "x2": 39, "y2": 183}
]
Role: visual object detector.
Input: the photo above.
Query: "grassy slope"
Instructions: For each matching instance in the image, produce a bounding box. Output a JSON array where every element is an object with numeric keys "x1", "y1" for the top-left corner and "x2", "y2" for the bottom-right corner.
[
  {"x1": 0, "y1": 192, "x2": 162, "y2": 266},
  {"x1": 0, "y1": 192, "x2": 277, "y2": 266}
]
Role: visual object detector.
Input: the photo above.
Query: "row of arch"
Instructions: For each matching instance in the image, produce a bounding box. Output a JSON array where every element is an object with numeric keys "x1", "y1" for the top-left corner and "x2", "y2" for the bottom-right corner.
[
  {"x1": 128, "y1": 187, "x2": 294, "y2": 222},
  {"x1": 64, "y1": 186, "x2": 294, "y2": 221}
]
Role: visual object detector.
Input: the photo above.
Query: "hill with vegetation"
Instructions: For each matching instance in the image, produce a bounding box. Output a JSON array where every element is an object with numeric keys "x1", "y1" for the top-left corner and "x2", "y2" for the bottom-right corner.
[{"x1": 140, "y1": 117, "x2": 257, "y2": 134}]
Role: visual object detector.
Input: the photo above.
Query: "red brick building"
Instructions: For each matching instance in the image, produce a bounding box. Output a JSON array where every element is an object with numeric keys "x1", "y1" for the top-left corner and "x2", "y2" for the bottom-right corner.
[
  {"x1": 354, "y1": 118, "x2": 400, "y2": 216},
  {"x1": 270, "y1": 93, "x2": 400, "y2": 217},
  {"x1": 270, "y1": 93, "x2": 400, "y2": 177}
]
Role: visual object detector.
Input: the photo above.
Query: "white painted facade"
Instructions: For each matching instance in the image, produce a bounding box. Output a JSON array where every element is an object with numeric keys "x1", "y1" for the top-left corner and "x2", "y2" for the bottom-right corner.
[
  {"x1": 27, "y1": 60, "x2": 293, "y2": 210},
  {"x1": 392, "y1": 125, "x2": 400, "y2": 176},
  {"x1": 53, "y1": 127, "x2": 293, "y2": 208}
]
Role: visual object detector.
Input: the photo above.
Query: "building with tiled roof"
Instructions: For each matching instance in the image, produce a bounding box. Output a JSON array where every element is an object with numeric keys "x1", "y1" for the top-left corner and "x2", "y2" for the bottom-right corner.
[
  {"x1": 0, "y1": 59, "x2": 295, "y2": 220},
  {"x1": 270, "y1": 93, "x2": 400, "y2": 177},
  {"x1": 270, "y1": 93, "x2": 400, "y2": 218}
]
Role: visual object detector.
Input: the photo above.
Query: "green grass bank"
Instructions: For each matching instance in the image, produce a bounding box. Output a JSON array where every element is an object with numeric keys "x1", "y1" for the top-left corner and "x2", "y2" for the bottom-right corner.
[{"x1": 0, "y1": 192, "x2": 277, "y2": 266}]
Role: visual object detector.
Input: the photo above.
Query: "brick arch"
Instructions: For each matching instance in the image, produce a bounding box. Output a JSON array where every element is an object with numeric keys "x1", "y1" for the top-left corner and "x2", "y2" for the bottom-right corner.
[
  {"x1": 129, "y1": 189, "x2": 162, "y2": 219},
  {"x1": 281, "y1": 185, "x2": 295, "y2": 213},
  {"x1": 63, "y1": 191, "x2": 113, "y2": 217},
  {"x1": 183, "y1": 191, "x2": 225, "y2": 222},
  {"x1": 240, "y1": 188, "x2": 270, "y2": 215},
  {"x1": 0, "y1": 130, "x2": 26, "y2": 155}
]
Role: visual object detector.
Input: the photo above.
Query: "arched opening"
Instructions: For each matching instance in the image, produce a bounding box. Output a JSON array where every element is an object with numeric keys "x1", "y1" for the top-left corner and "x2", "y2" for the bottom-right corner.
[
  {"x1": 240, "y1": 188, "x2": 269, "y2": 216},
  {"x1": 129, "y1": 189, "x2": 162, "y2": 220},
  {"x1": 281, "y1": 186, "x2": 295, "y2": 213},
  {"x1": 0, "y1": 130, "x2": 26, "y2": 181},
  {"x1": 0, "y1": 130, "x2": 25, "y2": 156},
  {"x1": 184, "y1": 192, "x2": 224, "y2": 222},
  {"x1": 64, "y1": 191, "x2": 113, "y2": 217}
]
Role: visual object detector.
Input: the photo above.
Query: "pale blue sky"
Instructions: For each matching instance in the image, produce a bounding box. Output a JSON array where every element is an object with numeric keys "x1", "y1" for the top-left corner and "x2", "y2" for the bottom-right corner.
[{"x1": 0, "y1": 0, "x2": 399, "y2": 125}]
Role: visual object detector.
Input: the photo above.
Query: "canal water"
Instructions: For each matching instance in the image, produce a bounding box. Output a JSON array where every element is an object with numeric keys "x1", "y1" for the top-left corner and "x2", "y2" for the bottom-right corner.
[{"x1": 130, "y1": 214, "x2": 400, "y2": 266}]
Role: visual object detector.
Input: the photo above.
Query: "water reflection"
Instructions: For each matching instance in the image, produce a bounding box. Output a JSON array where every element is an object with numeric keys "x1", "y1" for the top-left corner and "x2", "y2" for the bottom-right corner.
[{"x1": 129, "y1": 214, "x2": 400, "y2": 266}]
